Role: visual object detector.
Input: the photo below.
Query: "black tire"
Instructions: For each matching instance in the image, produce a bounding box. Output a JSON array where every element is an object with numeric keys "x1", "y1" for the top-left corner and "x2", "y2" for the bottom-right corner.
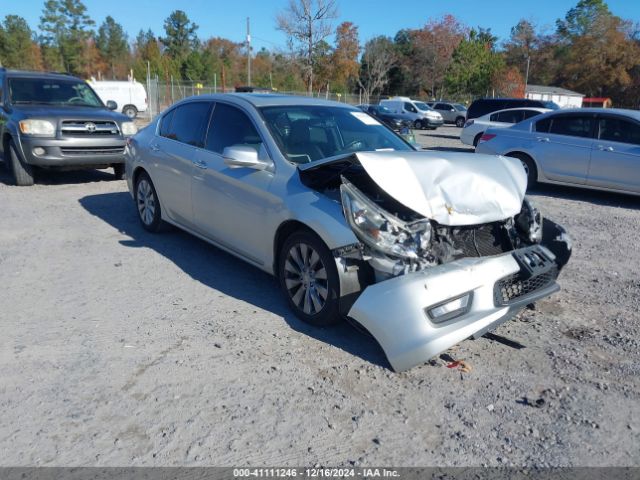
[
  {"x1": 278, "y1": 230, "x2": 341, "y2": 327},
  {"x1": 113, "y1": 163, "x2": 126, "y2": 180},
  {"x1": 473, "y1": 132, "x2": 483, "y2": 148},
  {"x1": 134, "y1": 171, "x2": 165, "y2": 232},
  {"x1": 413, "y1": 120, "x2": 423, "y2": 130},
  {"x1": 7, "y1": 139, "x2": 35, "y2": 186},
  {"x1": 455, "y1": 117, "x2": 465, "y2": 128},
  {"x1": 123, "y1": 105, "x2": 138, "y2": 119},
  {"x1": 507, "y1": 152, "x2": 538, "y2": 188}
]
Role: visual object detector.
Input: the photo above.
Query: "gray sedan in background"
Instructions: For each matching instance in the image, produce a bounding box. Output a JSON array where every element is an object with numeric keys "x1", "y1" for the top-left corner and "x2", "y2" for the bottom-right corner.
[
  {"x1": 125, "y1": 94, "x2": 570, "y2": 371},
  {"x1": 476, "y1": 108, "x2": 640, "y2": 194}
]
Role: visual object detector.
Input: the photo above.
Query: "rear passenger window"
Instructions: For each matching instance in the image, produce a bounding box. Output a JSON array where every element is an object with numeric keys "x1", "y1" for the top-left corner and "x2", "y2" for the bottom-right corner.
[
  {"x1": 549, "y1": 115, "x2": 594, "y2": 138},
  {"x1": 165, "y1": 102, "x2": 212, "y2": 147},
  {"x1": 435, "y1": 103, "x2": 449, "y2": 110},
  {"x1": 599, "y1": 117, "x2": 640, "y2": 145},
  {"x1": 523, "y1": 110, "x2": 543, "y2": 120},
  {"x1": 206, "y1": 103, "x2": 262, "y2": 154},
  {"x1": 159, "y1": 109, "x2": 175, "y2": 138},
  {"x1": 494, "y1": 110, "x2": 524, "y2": 123}
]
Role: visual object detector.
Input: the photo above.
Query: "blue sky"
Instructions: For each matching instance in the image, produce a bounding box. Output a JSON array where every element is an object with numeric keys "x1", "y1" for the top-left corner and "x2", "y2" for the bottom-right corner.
[{"x1": 2, "y1": 0, "x2": 639, "y2": 51}]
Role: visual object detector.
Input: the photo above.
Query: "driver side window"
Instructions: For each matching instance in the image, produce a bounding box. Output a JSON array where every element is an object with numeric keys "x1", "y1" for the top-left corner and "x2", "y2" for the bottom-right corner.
[
  {"x1": 404, "y1": 102, "x2": 417, "y2": 113},
  {"x1": 206, "y1": 103, "x2": 263, "y2": 154}
]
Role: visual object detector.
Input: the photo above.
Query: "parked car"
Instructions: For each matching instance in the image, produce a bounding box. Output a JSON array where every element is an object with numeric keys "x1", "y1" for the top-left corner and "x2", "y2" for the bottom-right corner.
[
  {"x1": 125, "y1": 94, "x2": 571, "y2": 372},
  {"x1": 476, "y1": 108, "x2": 640, "y2": 195},
  {"x1": 0, "y1": 68, "x2": 137, "y2": 186},
  {"x1": 467, "y1": 98, "x2": 560, "y2": 121},
  {"x1": 380, "y1": 97, "x2": 444, "y2": 130},
  {"x1": 88, "y1": 79, "x2": 148, "y2": 118},
  {"x1": 356, "y1": 104, "x2": 417, "y2": 145},
  {"x1": 428, "y1": 101, "x2": 468, "y2": 127},
  {"x1": 461, "y1": 108, "x2": 550, "y2": 147}
]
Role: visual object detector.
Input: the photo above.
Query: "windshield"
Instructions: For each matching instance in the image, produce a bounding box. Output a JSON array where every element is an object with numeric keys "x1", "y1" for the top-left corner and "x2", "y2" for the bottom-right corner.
[
  {"x1": 9, "y1": 77, "x2": 104, "y2": 107},
  {"x1": 376, "y1": 105, "x2": 393, "y2": 114},
  {"x1": 453, "y1": 103, "x2": 467, "y2": 111},
  {"x1": 260, "y1": 105, "x2": 413, "y2": 164},
  {"x1": 413, "y1": 101, "x2": 433, "y2": 111}
]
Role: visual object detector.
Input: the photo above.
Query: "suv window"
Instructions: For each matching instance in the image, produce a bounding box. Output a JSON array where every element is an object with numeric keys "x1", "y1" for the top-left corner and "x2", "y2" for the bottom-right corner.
[
  {"x1": 161, "y1": 102, "x2": 211, "y2": 146},
  {"x1": 206, "y1": 103, "x2": 262, "y2": 154},
  {"x1": 549, "y1": 115, "x2": 594, "y2": 138},
  {"x1": 404, "y1": 102, "x2": 417, "y2": 113},
  {"x1": 434, "y1": 103, "x2": 450, "y2": 110},
  {"x1": 598, "y1": 117, "x2": 640, "y2": 145}
]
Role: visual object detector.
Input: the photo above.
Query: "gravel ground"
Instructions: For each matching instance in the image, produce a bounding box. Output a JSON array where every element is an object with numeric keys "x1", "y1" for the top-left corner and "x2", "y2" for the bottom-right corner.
[{"x1": 1, "y1": 125, "x2": 639, "y2": 467}]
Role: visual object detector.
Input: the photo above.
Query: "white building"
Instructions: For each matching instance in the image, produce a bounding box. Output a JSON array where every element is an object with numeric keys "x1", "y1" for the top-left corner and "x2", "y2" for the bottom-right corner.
[{"x1": 525, "y1": 84, "x2": 584, "y2": 109}]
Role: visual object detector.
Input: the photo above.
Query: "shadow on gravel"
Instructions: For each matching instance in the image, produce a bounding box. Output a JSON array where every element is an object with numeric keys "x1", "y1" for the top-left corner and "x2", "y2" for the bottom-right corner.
[
  {"x1": 0, "y1": 160, "x2": 117, "y2": 186},
  {"x1": 79, "y1": 191, "x2": 390, "y2": 369},
  {"x1": 529, "y1": 184, "x2": 640, "y2": 210}
]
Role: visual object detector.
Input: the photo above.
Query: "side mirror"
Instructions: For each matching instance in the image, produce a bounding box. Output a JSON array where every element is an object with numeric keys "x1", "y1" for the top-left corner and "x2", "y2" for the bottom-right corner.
[
  {"x1": 223, "y1": 145, "x2": 270, "y2": 170},
  {"x1": 106, "y1": 100, "x2": 118, "y2": 111}
]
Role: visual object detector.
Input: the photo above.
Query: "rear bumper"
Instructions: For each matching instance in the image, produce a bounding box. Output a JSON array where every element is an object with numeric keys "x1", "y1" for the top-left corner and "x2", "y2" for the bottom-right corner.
[
  {"x1": 348, "y1": 244, "x2": 563, "y2": 372},
  {"x1": 17, "y1": 135, "x2": 126, "y2": 167}
]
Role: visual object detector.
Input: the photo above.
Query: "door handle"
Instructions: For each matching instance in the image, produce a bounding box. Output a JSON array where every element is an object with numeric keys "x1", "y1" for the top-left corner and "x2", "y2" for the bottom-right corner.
[
  {"x1": 536, "y1": 137, "x2": 550, "y2": 143},
  {"x1": 597, "y1": 145, "x2": 614, "y2": 152},
  {"x1": 193, "y1": 159, "x2": 207, "y2": 169},
  {"x1": 150, "y1": 143, "x2": 160, "y2": 152}
]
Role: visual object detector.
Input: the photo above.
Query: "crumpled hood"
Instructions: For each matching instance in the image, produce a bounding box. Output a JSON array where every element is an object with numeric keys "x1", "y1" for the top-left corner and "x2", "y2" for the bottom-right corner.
[{"x1": 354, "y1": 151, "x2": 527, "y2": 226}]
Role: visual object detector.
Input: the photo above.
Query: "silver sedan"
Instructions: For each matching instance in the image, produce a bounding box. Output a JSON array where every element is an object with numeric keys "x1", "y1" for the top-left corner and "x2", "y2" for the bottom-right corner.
[
  {"x1": 125, "y1": 94, "x2": 571, "y2": 371},
  {"x1": 476, "y1": 108, "x2": 640, "y2": 194}
]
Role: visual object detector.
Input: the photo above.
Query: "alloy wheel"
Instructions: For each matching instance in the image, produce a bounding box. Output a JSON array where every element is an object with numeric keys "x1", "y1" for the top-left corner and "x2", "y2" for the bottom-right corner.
[
  {"x1": 283, "y1": 242, "x2": 329, "y2": 315},
  {"x1": 137, "y1": 178, "x2": 156, "y2": 226}
]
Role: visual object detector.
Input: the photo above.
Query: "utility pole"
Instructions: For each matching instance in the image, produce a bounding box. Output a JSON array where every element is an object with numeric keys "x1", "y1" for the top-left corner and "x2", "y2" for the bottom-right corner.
[
  {"x1": 246, "y1": 17, "x2": 251, "y2": 87},
  {"x1": 525, "y1": 55, "x2": 531, "y2": 92}
]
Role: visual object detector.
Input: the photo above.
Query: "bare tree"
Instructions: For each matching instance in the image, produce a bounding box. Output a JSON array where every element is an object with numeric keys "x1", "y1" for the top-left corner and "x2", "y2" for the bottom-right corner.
[
  {"x1": 358, "y1": 36, "x2": 395, "y2": 103},
  {"x1": 276, "y1": 0, "x2": 338, "y2": 94}
]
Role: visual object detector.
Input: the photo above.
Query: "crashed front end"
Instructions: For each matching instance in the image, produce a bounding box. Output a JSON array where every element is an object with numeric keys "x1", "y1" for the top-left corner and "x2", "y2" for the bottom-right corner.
[{"x1": 299, "y1": 151, "x2": 571, "y2": 372}]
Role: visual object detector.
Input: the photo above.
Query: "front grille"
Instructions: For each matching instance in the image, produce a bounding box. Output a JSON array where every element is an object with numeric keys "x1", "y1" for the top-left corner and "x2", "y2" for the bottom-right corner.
[
  {"x1": 449, "y1": 223, "x2": 512, "y2": 258},
  {"x1": 60, "y1": 146, "x2": 125, "y2": 156},
  {"x1": 61, "y1": 120, "x2": 119, "y2": 136},
  {"x1": 494, "y1": 266, "x2": 558, "y2": 306}
]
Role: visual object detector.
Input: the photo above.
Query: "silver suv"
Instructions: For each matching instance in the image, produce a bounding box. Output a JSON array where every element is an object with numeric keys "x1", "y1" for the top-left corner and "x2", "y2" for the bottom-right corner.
[{"x1": 0, "y1": 69, "x2": 137, "y2": 186}]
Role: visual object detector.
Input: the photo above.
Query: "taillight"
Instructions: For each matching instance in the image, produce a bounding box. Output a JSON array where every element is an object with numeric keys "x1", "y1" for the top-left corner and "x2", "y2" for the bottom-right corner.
[
  {"x1": 480, "y1": 133, "x2": 496, "y2": 143},
  {"x1": 464, "y1": 119, "x2": 474, "y2": 128}
]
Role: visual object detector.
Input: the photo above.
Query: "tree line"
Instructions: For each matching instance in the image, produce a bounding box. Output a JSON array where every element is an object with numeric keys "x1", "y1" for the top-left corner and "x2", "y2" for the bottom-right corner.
[{"x1": 0, "y1": 0, "x2": 639, "y2": 107}]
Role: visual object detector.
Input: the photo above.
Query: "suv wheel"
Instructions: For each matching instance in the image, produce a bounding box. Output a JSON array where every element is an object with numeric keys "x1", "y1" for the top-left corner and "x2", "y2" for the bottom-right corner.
[
  {"x1": 113, "y1": 164, "x2": 125, "y2": 180},
  {"x1": 7, "y1": 139, "x2": 35, "y2": 186},
  {"x1": 455, "y1": 117, "x2": 465, "y2": 128},
  {"x1": 135, "y1": 171, "x2": 165, "y2": 232},
  {"x1": 123, "y1": 105, "x2": 138, "y2": 118},
  {"x1": 278, "y1": 230, "x2": 341, "y2": 327}
]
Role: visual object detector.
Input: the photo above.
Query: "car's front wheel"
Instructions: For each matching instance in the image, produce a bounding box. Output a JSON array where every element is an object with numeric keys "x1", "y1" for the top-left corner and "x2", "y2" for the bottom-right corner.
[
  {"x1": 135, "y1": 171, "x2": 165, "y2": 232},
  {"x1": 7, "y1": 139, "x2": 35, "y2": 186},
  {"x1": 455, "y1": 117, "x2": 465, "y2": 128},
  {"x1": 113, "y1": 163, "x2": 125, "y2": 180},
  {"x1": 123, "y1": 105, "x2": 138, "y2": 118},
  {"x1": 413, "y1": 120, "x2": 423, "y2": 130},
  {"x1": 507, "y1": 152, "x2": 538, "y2": 189},
  {"x1": 278, "y1": 230, "x2": 341, "y2": 327}
]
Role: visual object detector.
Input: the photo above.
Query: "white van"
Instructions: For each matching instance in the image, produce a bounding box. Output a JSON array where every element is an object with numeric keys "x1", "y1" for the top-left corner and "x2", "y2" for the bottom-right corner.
[
  {"x1": 379, "y1": 96, "x2": 443, "y2": 129},
  {"x1": 89, "y1": 80, "x2": 148, "y2": 118}
]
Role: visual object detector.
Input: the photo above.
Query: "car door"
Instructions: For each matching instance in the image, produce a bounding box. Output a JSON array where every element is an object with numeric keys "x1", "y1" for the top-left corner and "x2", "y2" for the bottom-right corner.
[
  {"x1": 588, "y1": 114, "x2": 640, "y2": 193},
  {"x1": 434, "y1": 103, "x2": 454, "y2": 122},
  {"x1": 191, "y1": 102, "x2": 275, "y2": 265},
  {"x1": 530, "y1": 113, "x2": 596, "y2": 184},
  {"x1": 149, "y1": 101, "x2": 212, "y2": 228}
]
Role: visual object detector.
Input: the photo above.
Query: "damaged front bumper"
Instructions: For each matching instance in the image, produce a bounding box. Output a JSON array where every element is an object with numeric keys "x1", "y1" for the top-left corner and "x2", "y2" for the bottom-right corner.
[{"x1": 348, "y1": 244, "x2": 563, "y2": 372}]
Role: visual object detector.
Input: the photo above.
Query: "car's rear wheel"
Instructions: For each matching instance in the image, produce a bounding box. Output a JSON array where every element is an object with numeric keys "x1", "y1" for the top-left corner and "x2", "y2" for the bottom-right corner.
[
  {"x1": 135, "y1": 171, "x2": 164, "y2": 232},
  {"x1": 455, "y1": 117, "x2": 465, "y2": 128},
  {"x1": 473, "y1": 132, "x2": 483, "y2": 148},
  {"x1": 278, "y1": 230, "x2": 341, "y2": 327},
  {"x1": 123, "y1": 105, "x2": 138, "y2": 119},
  {"x1": 7, "y1": 139, "x2": 35, "y2": 186},
  {"x1": 414, "y1": 120, "x2": 423, "y2": 130},
  {"x1": 113, "y1": 163, "x2": 125, "y2": 180},
  {"x1": 507, "y1": 152, "x2": 538, "y2": 188}
]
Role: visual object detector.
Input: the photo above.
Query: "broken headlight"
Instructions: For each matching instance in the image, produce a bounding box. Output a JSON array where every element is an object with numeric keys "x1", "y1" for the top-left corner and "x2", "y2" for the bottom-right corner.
[
  {"x1": 340, "y1": 178, "x2": 431, "y2": 259},
  {"x1": 516, "y1": 197, "x2": 543, "y2": 244}
]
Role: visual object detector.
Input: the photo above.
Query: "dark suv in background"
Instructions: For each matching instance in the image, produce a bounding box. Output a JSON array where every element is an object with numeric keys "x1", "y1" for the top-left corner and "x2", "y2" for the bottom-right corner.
[
  {"x1": 466, "y1": 98, "x2": 560, "y2": 121},
  {"x1": 0, "y1": 69, "x2": 138, "y2": 186}
]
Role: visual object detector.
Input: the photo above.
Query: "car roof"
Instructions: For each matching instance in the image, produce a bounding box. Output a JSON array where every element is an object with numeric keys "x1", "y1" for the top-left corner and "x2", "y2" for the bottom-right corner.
[
  {"x1": 546, "y1": 107, "x2": 640, "y2": 120},
  {"x1": 481, "y1": 107, "x2": 551, "y2": 117},
  {"x1": 180, "y1": 93, "x2": 357, "y2": 109},
  {"x1": 2, "y1": 69, "x2": 80, "y2": 82}
]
